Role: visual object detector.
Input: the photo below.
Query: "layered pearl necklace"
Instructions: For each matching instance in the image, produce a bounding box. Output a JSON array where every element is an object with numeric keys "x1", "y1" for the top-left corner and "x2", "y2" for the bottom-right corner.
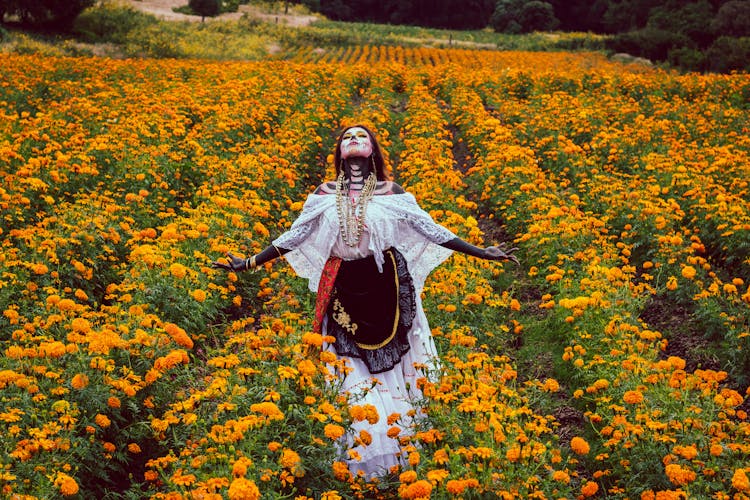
[{"x1": 336, "y1": 170, "x2": 376, "y2": 247}]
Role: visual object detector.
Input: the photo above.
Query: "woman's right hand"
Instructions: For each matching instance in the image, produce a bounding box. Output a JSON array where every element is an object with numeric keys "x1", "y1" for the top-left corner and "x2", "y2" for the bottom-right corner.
[{"x1": 211, "y1": 252, "x2": 251, "y2": 272}]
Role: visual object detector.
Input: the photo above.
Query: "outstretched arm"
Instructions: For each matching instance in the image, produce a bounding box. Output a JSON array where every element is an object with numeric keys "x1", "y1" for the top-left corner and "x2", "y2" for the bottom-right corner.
[
  {"x1": 211, "y1": 244, "x2": 290, "y2": 272},
  {"x1": 441, "y1": 237, "x2": 519, "y2": 264}
]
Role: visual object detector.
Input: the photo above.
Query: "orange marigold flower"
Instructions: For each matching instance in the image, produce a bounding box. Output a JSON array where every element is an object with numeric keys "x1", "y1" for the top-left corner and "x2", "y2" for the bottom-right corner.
[
  {"x1": 32, "y1": 263, "x2": 49, "y2": 275},
  {"x1": 127, "y1": 443, "x2": 141, "y2": 454},
  {"x1": 94, "y1": 414, "x2": 111, "y2": 428},
  {"x1": 228, "y1": 477, "x2": 261, "y2": 500},
  {"x1": 623, "y1": 390, "x2": 644, "y2": 404},
  {"x1": 681, "y1": 266, "x2": 696, "y2": 279},
  {"x1": 666, "y1": 276, "x2": 678, "y2": 290},
  {"x1": 358, "y1": 430, "x2": 372, "y2": 446},
  {"x1": 400, "y1": 479, "x2": 432, "y2": 499},
  {"x1": 302, "y1": 332, "x2": 324, "y2": 347},
  {"x1": 54, "y1": 472, "x2": 79, "y2": 496},
  {"x1": 297, "y1": 359, "x2": 316, "y2": 376},
  {"x1": 280, "y1": 448, "x2": 303, "y2": 476},
  {"x1": 232, "y1": 457, "x2": 252, "y2": 477},
  {"x1": 363, "y1": 403, "x2": 380, "y2": 424},
  {"x1": 665, "y1": 463, "x2": 696, "y2": 486},
  {"x1": 107, "y1": 396, "x2": 121, "y2": 408},
  {"x1": 542, "y1": 378, "x2": 560, "y2": 392},
  {"x1": 324, "y1": 423, "x2": 345, "y2": 440},
  {"x1": 399, "y1": 470, "x2": 417, "y2": 484},
  {"x1": 506, "y1": 446, "x2": 521, "y2": 462},
  {"x1": 552, "y1": 470, "x2": 571, "y2": 484},
  {"x1": 673, "y1": 445, "x2": 698, "y2": 460},
  {"x1": 70, "y1": 373, "x2": 89, "y2": 390},
  {"x1": 424, "y1": 468, "x2": 447, "y2": 484},
  {"x1": 387, "y1": 426, "x2": 401, "y2": 439},
  {"x1": 169, "y1": 263, "x2": 188, "y2": 279},
  {"x1": 580, "y1": 480, "x2": 599, "y2": 497},
  {"x1": 732, "y1": 468, "x2": 750, "y2": 492},
  {"x1": 251, "y1": 402, "x2": 284, "y2": 420},
  {"x1": 433, "y1": 448, "x2": 449, "y2": 464},
  {"x1": 268, "y1": 441, "x2": 281, "y2": 452},
  {"x1": 192, "y1": 289, "x2": 207, "y2": 302},
  {"x1": 70, "y1": 317, "x2": 91, "y2": 333},
  {"x1": 332, "y1": 461, "x2": 351, "y2": 481},
  {"x1": 446, "y1": 479, "x2": 467, "y2": 494},
  {"x1": 570, "y1": 436, "x2": 590, "y2": 455}
]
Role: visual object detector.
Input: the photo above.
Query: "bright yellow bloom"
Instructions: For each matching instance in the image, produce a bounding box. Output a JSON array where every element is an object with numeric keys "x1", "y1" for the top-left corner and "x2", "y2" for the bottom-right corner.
[{"x1": 169, "y1": 263, "x2": 188, "y2": 279}]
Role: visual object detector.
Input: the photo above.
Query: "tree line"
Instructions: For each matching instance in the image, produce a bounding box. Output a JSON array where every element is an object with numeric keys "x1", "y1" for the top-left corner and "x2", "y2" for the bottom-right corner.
[
  {"x1": 2, "y1": 0, "x2": 748, "y2": 72},
  {"x1": 296, "y1": 0, "x2": 750, "y2": 72}
]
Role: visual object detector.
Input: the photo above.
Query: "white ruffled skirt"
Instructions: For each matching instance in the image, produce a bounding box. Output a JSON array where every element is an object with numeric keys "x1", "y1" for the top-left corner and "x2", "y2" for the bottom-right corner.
[{"x1": 324, "y1": 298, "x2": 440, "y2": 479}]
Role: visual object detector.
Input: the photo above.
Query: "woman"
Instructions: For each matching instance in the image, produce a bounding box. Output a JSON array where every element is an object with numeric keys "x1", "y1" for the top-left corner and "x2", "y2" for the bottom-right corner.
[{"x1": 213, "y1": 124, "x2": 518, "y2": 479}]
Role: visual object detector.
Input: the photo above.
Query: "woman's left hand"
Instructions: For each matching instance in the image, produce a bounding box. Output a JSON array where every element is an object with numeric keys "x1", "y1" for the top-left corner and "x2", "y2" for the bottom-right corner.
[{"x1": 484, "y1": 243, "x2": 520, "y2": 265}]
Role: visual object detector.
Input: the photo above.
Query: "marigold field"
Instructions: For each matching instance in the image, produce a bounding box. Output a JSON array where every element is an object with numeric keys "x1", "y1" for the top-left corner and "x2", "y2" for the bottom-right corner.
[{"x1": 1, "y1": 47, "x2": 749, "y2": 499}]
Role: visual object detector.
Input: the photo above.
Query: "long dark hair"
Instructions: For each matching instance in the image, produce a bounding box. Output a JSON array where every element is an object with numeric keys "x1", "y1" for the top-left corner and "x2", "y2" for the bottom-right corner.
[{"x1": 334, "y1": 124, "x2": 389, "y2": 181}]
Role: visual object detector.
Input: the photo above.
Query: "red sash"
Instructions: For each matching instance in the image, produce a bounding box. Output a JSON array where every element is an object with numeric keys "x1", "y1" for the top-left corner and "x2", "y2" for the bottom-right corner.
[{"x1": 312, "y1": 256, "x2": 342, "y2": 334}]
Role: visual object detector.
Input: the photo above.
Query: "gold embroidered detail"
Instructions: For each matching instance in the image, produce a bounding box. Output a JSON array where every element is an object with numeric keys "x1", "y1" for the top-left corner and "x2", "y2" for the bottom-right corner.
[{"x1": 332, "y1": 298, "x2": 358, "y2": 336}]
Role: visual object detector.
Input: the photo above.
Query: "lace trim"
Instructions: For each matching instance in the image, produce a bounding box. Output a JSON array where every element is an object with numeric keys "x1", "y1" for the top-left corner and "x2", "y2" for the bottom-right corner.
[{"x1": 272, "y1": 194, "x2": 455, "y2": 293}]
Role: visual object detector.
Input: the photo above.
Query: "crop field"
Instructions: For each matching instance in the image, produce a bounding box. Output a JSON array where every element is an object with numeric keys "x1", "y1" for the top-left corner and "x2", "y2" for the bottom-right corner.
[{"x1": 0, "y1": 47, "x2": 749, "y2": 499}]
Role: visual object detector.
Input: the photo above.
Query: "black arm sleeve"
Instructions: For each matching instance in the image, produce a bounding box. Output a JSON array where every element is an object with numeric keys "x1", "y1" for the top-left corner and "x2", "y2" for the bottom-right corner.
[
  {"x1": 255, "y1": 244, "x2": 290, "y2": 266},
  {"x1": 439, "y1": 237, "x2": 487, "y2": 259}
]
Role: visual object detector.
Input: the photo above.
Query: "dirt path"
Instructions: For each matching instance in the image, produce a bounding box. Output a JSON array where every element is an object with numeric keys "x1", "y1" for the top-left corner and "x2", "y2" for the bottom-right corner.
[{"x1": 126, "y1": 0, "x2": 317, "y2": 26}]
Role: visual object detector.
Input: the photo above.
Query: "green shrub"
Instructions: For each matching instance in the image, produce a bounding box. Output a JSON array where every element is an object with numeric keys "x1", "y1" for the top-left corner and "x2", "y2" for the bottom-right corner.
[
  {"x1": 706, "y1": 36, "x2": 750, "y2": 73},
  {"x1": 0, "y1": 0, "x2": 94, "y2": 29},
  {"x1": 668, "y1": 46, "x2": 707, "y2": 72},
  {"x1": 73, "y1": 3, "x2": 157, "y2": 44},
  {"x1": 607, "y1": 27, "x2": 690, "y2": 62},
  {"x1": 189, "y1": 0, "x2": 221, "y2": 20}
]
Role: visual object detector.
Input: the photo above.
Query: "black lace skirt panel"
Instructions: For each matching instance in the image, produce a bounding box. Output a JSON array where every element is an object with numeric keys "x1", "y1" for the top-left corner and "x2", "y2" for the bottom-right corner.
[{"x1": 326, "y1": 247, "x2": 417, "y2": 374}]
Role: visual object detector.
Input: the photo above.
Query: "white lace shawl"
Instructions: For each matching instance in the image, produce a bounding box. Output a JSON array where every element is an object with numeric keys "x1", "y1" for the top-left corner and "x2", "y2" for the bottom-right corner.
[{"x1": 273, "y1": 193, "x2": 456, "y2": 292}]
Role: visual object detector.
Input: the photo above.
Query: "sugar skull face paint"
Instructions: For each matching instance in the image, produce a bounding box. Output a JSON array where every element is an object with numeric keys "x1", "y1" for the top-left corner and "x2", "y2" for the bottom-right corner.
[{"x1": 340, "y1": 127, "x2": 373, "y2": 159}]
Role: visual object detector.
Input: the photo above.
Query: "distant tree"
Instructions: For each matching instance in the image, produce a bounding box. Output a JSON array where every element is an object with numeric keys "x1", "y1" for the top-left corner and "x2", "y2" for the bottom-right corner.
[
  {"x1": 189, "y1": 0, "x2": 220, "y2": 21},
  {"x1": 548, "y1": 0, "x2": 597, "y2": 31},
  {"x1": 706, "y1": 35, "x2": 750, "y2": 72},
  {"x1": 490, "y1": 0, "x2": 525, "y2": 33},
  {"x1": 649, "y1": 0, "x2": 716, "y2": 48},
  {"x1": 317, "y1": 0, "x2": 353, "y2": 21},
  {"x1": 491, "y1": 0, "x2": 557, "y2": 33},
  {"x1": 711, "y1": 0, "x2": 750, "y2": 37},
  {"x1": 0, "y1": 0, "x2": 95, "y2": 29},
  {"x1": 600, "y1": 0, "x2": 663, "y2": 33},
  {"x1": 315, "y1": 0, "x2": 493, "y2": 29},
  {"x1": 518, "y1": 1, "x2": 559, "y2": 32}
]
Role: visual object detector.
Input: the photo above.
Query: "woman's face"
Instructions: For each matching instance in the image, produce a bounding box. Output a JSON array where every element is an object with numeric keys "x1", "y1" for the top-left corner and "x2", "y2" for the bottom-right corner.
[{"x1": 340, "y1": 127, "x2": 373, "y2": 159}]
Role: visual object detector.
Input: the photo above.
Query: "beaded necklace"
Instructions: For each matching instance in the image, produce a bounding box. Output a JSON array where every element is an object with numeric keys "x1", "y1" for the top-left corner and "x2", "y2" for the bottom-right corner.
[{"x1": 336, "y1": 171, "x2": 376, "y2": 247}]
